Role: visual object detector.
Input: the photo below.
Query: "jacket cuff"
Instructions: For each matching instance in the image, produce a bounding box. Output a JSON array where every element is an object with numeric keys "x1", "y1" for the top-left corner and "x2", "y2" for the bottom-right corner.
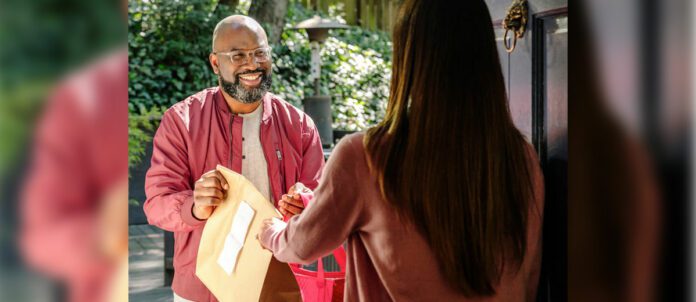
[{"x1": 180, "y1": 194, "x2": 206, "y2": 227}]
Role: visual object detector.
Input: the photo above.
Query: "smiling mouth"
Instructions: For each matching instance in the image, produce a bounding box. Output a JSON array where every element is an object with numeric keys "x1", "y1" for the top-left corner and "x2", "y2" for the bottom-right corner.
[{"x1": 238, "y1": 72, "x2": 263, "y2": 86}]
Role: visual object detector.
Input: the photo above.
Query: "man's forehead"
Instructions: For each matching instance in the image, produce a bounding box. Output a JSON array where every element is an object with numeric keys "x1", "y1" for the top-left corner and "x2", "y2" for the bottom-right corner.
[
  {"x1": 213, "y1": 16, "x2": 268, "y2": 51},
  {"x1": 216, "y1": 28, "x2": 266, "y2": 49}
]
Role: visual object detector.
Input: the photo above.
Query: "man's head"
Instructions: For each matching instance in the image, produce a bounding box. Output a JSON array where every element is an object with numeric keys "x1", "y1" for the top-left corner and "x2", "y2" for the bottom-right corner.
[{"x1": 209, "y1": 15, "x2": 272, "y2": 104}]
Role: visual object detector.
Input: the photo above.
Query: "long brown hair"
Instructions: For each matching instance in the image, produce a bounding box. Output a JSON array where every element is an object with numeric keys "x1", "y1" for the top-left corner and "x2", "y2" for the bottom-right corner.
[{"x1": 364, "y1": 0, "x2": 535, "y2": 296}]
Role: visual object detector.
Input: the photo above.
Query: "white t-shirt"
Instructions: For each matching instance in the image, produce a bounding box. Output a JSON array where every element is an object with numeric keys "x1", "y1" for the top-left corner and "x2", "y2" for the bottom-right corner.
[{"x1": 239, "y1": 103, "x2": 272, "y2": 203}]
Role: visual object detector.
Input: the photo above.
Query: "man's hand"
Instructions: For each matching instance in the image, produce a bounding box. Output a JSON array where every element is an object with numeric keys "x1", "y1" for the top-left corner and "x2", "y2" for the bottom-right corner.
[
  {"x1": 278, "y1": 183, "x2": 311, "y2": 219},
  {"x1": 192, "y1": 169, "x2": 229, "y2": 220}
]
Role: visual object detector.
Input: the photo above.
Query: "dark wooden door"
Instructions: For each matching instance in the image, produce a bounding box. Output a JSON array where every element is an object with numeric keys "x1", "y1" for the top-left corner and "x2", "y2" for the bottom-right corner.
[{"x1": 487, "y1": 1, "x2": 568, "y2": 301}]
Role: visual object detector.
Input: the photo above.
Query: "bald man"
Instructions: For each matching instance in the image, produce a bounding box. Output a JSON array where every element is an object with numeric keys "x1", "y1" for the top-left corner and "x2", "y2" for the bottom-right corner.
[{"x1": 143, "y1": 15, "x2": 324, "y2": 301}]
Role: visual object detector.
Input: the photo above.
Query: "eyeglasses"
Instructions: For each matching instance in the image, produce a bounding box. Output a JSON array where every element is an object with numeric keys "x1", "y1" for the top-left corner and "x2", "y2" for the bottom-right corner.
[{"x1": 213, "y1": 47, "x2": 271, "y2": 66}]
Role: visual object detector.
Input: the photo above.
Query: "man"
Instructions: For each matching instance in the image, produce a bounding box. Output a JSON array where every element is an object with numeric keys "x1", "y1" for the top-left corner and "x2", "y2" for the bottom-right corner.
[{"x1": 144, "y1": 15, "x2": 325, "y2": 301}]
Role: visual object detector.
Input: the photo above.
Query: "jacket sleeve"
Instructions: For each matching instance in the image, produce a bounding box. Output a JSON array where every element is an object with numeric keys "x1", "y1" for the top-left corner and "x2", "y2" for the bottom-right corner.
[
  {"x1": 19, "y1": 87, "x2": 109, "y2": 282},
  {"x1": 143, "y1": 109, "x2": 205, "y2": 232},
  {"x1": 260, "y1": 134, "x2": 364, "y2": 264},
  {"x1": 297, "y1": 115, "x2": 325, "y2": 191}
]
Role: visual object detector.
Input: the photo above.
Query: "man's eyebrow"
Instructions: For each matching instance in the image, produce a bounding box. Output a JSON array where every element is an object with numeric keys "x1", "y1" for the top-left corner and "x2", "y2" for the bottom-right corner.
[
  {"x1": 228, "y1": 45, "x2": 268, "y2": 51},
  {"x1": 213, "y1": 48, "x2": 243, "y2": 53}
]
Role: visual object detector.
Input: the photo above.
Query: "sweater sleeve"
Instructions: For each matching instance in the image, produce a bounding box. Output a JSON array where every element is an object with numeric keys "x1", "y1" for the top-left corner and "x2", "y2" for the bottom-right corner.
[{"x1": 260, "y1": 134, "x2": 364, "y2": 264}]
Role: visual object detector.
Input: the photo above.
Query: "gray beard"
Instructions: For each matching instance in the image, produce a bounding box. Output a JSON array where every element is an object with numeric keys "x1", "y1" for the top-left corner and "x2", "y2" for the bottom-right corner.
[{"x1": 219, "y1": 71, "x2": 272, "y2": 104}]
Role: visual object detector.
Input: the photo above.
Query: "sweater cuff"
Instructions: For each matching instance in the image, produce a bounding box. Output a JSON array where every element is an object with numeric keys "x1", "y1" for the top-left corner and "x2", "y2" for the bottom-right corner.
[
  {"x1": 298, "y1": 192, "x2": 314, "y2": 208},
  {"x1": 259, "y1": 218, "x2": 287, "y2": 254},
  {"x1": 180, "y1": 194, "x2": 206, "y2": 228}
]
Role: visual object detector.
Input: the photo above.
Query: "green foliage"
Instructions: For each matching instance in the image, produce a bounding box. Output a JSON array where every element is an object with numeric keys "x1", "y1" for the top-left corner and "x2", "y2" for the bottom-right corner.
[
  {"x1": 129, "y1": 106, "x2": 162, "y2": 169},
  {"x1": 128, "y1": 0, "x2": 392, "y2": 165},
  {"x1": 272, "y1": 3, "x2": 392, "y2": 130},
  {"x1": 128, "y1": 0, "x2": 239, "y2": 110}
]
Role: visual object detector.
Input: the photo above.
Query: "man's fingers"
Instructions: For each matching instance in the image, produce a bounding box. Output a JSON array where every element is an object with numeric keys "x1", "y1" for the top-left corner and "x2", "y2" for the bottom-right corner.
[
  {"x1": 202, "y1": 169, "x2": 216, "y2": 175},
  {"x1": 198, "y1": 175, "x2": 227, "y2": 190},
  {"x1": 196, "y1": 187, "x2": 224, "y2": 199},
  {"x1": 197, "y1": 177, "x2": 221, "y2": 188},
  {"x1": 200, "y1": 169, "x2": 219, "y2": 178},
  {"x1": 199, "y1": 170, "x2": 229, "y2": 190},
  {"x1": 195, "y1": 196, "x2": 222, "y2": 206},
  {"x1": 282, "y1": 195, "x2": 304, "y2": 208},
  {"x1": 212, "y1": 170, "x2": 229, "y2": 190},
  {"x1": 286, "y1": 205, "x2": 302, "y2": 215},
  {"x1": 280, "y1": 201, "x2": 303, "y2": 215}
]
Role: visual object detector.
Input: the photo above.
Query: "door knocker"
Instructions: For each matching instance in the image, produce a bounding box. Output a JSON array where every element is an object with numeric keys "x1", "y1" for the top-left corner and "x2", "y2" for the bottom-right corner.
[{"x1": 502, "y1": 0, "x2": 528, "y2": 53}]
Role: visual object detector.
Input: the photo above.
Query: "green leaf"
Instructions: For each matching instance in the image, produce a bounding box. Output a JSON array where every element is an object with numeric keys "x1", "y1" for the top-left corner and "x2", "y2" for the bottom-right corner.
[
  {"x1": 177, "y1": 68, "x2": 186, "y2": 80},
  {"x1": 140, "y1": 66, "x2": 152, "y2": 76}
]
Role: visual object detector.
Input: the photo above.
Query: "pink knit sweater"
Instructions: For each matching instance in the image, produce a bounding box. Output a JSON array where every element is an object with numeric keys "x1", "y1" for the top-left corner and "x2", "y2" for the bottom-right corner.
[{"x1": 260, "y1": 132, "x2": 545, "y2": 301}]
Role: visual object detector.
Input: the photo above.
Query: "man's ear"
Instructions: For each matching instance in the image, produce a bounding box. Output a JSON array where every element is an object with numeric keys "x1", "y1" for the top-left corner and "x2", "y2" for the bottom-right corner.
[{"x1": 209, "y1": 53, "x2": 219, "y2": 74}]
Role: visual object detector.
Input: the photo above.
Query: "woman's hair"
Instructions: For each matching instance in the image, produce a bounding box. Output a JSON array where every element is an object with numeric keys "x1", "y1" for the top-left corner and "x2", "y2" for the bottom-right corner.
[{"x1": 364, "y1": 0, "x2": 536, "y2": 296}]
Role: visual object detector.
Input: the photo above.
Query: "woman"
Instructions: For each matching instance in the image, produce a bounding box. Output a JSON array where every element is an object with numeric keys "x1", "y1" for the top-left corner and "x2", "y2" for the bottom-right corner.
[{"x1": 259, "y1": 0, "x2": 544, "y2": 300}]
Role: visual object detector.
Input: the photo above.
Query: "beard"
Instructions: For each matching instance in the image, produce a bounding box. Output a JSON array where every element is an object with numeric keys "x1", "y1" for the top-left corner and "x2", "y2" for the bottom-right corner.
[{"x1": 219, "y1": 68, "x2": 272, "y2": 104}]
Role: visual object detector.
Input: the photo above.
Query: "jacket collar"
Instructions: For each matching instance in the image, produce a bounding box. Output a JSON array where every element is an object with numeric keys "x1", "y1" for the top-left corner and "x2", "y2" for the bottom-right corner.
[
  {"x1": 261, "y1": 92, "x2": 273, "y2": 123},
  {"x1": 214, "y1": 86, "x2": 273, "y2": 122}
]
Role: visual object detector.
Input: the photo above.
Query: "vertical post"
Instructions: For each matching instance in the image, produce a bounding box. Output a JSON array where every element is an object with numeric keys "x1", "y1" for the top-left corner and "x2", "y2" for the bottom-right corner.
[
  {"x1": 310, "y1": 41, "x2": 321, "y2": 96},
  {"x1": 305, "y1": 40, "x2": 333, "y2": 147},
  {"x1": 295, "y1": 18, "x2": 347, "y2": 148}
]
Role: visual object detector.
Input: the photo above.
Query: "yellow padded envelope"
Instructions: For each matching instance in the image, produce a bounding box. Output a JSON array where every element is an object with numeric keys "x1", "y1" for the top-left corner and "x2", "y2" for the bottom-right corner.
[{"x1": 196, "y1": 165, "x2": 299, "y2": 302}]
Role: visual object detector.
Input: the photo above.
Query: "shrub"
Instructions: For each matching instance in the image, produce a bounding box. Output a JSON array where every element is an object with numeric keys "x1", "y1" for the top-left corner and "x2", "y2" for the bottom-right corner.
[{"x1": 128, "y1": 0, "x2": 392, "y2": 165}]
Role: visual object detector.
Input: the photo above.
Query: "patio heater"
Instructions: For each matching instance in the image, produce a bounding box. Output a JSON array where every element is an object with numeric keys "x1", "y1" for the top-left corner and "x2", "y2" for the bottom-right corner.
[{"x1": 294, "y1": 16, "x2": 349, "y2": 147}]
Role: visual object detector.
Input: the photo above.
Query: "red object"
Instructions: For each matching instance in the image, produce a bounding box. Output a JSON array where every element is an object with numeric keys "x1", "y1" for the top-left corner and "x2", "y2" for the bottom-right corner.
[
  {"x1": 287, "y1": 192, "x2": 347, "y2": 302},
  {"x1": 290, "y1": 247, "x2": 347, "y2": 302}
]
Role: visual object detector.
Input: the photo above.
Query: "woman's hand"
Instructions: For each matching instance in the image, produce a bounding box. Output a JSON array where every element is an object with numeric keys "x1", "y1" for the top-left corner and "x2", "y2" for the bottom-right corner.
[{"x1": 258, "y1": 218, "x2": 286, "y2": 251}]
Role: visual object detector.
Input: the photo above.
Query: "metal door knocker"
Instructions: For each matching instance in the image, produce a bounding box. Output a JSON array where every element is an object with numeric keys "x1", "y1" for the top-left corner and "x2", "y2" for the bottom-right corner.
[{"x1": 502, "y1": 0, "x2": 528, "y2": 53}]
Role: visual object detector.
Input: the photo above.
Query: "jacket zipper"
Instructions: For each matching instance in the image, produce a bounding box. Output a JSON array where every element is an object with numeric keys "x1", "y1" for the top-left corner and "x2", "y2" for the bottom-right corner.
[
  {"x1": 262, "y1": 120, "x2": 287, "y2": 197},
  {"x1": 228, "y1": 114, "x2": 234, "y2": 168},
  {"x1": 273, "y1": 120, "x2": 287, "y2": 195},
  {"x1": 260, "y1": 120, "x2": 284, "y2": 204}
]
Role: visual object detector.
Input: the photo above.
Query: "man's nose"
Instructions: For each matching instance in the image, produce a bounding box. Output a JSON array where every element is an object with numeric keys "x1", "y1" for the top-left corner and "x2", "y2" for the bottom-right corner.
[{"x1": 240, "y1": 55, "x2": 261, "y2": 69}]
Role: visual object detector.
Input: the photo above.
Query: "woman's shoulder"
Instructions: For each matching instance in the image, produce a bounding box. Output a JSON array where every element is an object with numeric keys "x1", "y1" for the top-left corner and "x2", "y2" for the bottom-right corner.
[
  {"x1": 340, "y1": 131, "x2": 366, "y2": 146},
  {"x1": 329, "y1": 131, "x2": 368, "y2": 165}
]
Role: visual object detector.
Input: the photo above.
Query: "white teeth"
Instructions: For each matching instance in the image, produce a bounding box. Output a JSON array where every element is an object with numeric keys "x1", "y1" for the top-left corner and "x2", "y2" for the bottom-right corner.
[{"x1": 240, "y1": 74, "x2": 261, "y2": 80}]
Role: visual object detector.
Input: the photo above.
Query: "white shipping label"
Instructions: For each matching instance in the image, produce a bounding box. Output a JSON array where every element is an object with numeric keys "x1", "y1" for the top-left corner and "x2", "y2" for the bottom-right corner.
[{"x1": 217, "y1": 201, "x2": 255, "y2": 275}]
